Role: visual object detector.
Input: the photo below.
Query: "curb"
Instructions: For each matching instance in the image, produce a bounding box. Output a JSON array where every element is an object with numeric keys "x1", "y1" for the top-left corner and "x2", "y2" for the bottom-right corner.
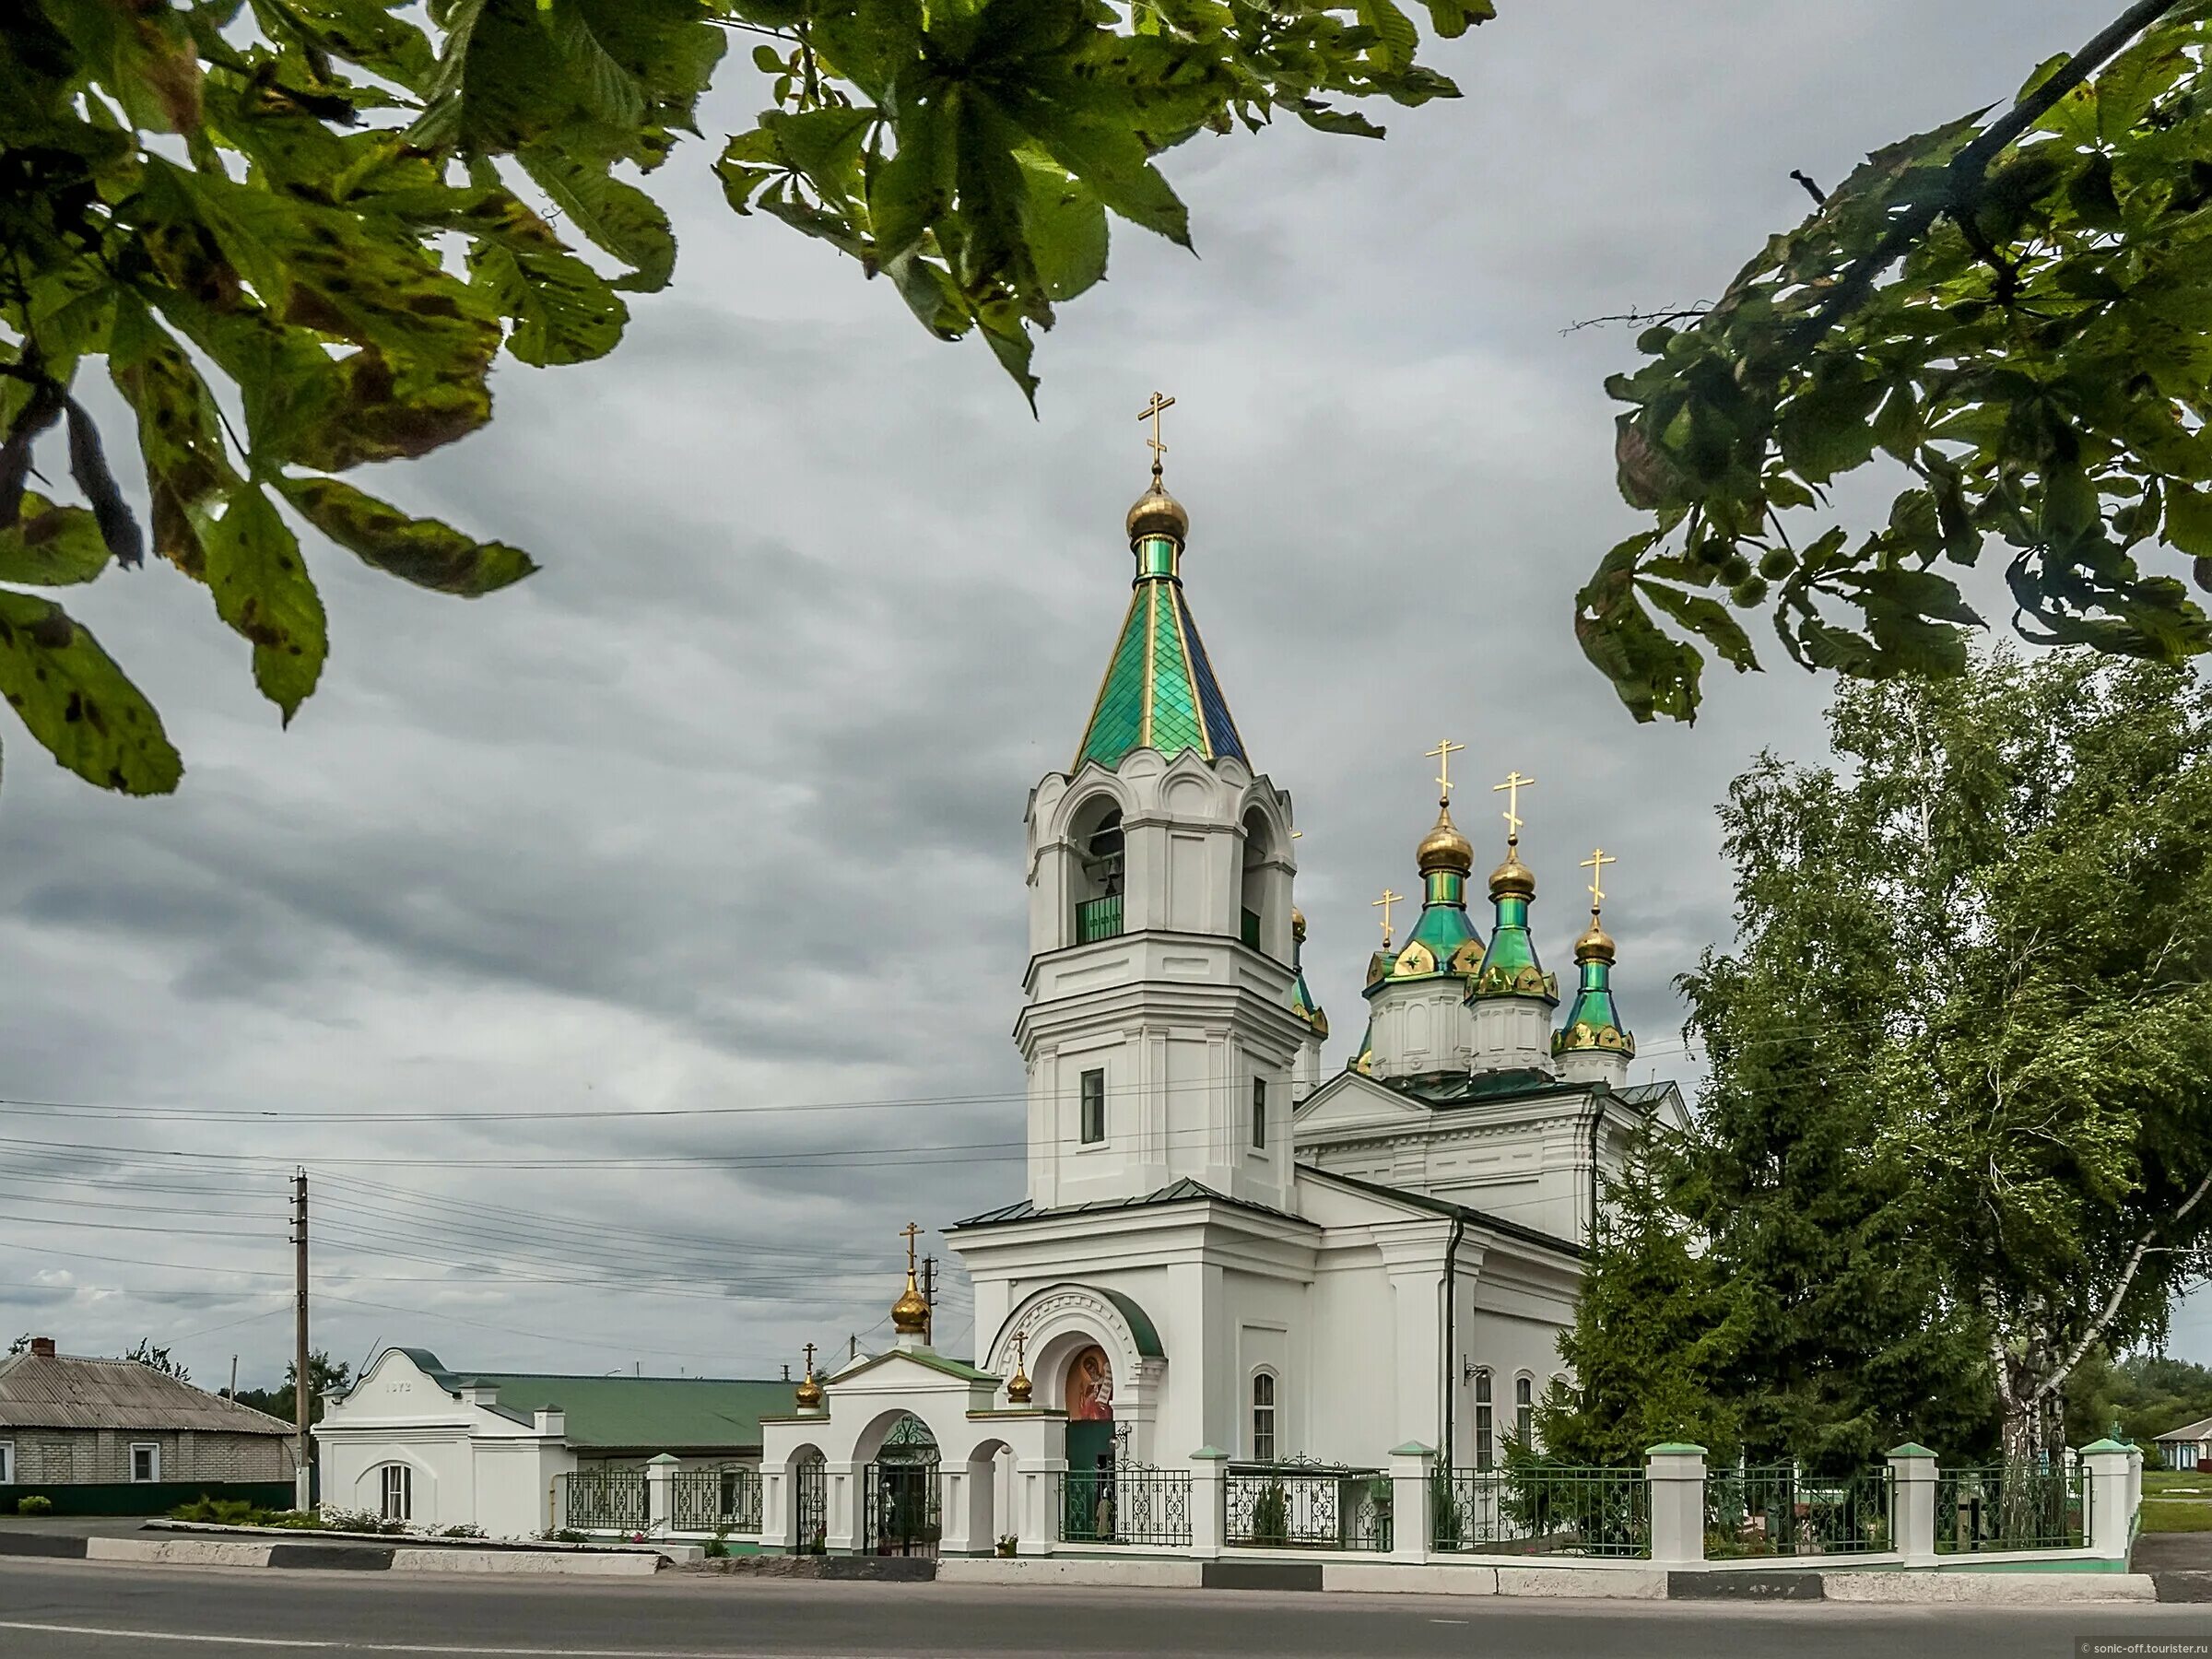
[{"x1": 2, "y1": 1532, "x2": 660, "y2": 1577}]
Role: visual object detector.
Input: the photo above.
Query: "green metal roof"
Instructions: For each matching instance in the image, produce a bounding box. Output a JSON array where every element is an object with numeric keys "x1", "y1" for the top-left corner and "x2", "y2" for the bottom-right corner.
[
  {"x1": 1472, "y1": 892, "x2": 1557, "y2": 1003},
  {"x1": 1555, "y1": 956, "x2": 1634, "y2": 1057},
  {"x1": 391, "y1": 1351, "x2": 793, "y2": 1452},
  {"x1": 1075, "y1": 541, "x2": 1247, "y2": 771}
]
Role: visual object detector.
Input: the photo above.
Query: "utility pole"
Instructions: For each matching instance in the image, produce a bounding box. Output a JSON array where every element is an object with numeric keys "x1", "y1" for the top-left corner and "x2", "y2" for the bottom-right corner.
[
  {"x1": 292, "y1": 1168, "x2": 310, "y2": 1512},
  {"x1": 921, "y1": 1256, "x2": 935, "y2": 1347},
  {"x1": 228, "y1": 1354, "x2": 238, "y2": 1401}
]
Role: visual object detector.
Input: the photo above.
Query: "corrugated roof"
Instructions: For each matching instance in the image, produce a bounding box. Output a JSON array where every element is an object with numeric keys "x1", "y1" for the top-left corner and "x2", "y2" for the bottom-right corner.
[
  {"x1": 387, "y1": 1353, "x2": 791, "y2": 1453},
  {"x1": 0, "y1": 1351, "x2": 292, "y2": 1435},
  {"x1": 2157, "y1": 1413, "x2": 2212, "y2": 1441}
]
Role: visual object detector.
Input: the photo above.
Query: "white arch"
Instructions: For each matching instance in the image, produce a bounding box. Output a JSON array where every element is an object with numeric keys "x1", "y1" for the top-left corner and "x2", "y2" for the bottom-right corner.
[{"x1": 985, "y1": 1282, "x2": 1157, "y2": 1402}]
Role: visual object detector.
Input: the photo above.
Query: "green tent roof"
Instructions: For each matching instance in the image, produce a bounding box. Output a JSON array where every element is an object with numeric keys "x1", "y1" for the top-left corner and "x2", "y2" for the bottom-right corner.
[{"x1": 1075, "y1": 547, "x2": 1247, "y2": 771}]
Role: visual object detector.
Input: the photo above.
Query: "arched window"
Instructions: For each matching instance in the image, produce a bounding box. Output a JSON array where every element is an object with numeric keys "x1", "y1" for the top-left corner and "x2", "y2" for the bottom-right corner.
[
  {"x1": 1071, "y1": 801, "x2": 1125, "y2": 942},
  {"x1": 1474, "y1": 1370, "x2": 1494, "y2": 1471},
  {"x1": 1514, "y1": 1375, "x2": 1534, "y2": 1450},
  {"x1": 1251, "y1": 1371, "x2": 1277, "y2": 1464},
  {"x1": 1239, "y1": 810, "x2": 1271, "y2": 949},
  {"x1": 377, "y1": 1462, "x2": 411, "y2": 1522}
]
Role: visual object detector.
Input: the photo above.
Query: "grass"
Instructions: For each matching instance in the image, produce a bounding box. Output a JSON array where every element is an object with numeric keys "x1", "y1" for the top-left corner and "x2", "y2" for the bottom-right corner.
[
  {"x1": 2145, "y1": 1470, "x2": 2211, "y2": 1496},
  {"x1": 2140, "y1": 1500, "x2": 2212, "y2": 1534}
]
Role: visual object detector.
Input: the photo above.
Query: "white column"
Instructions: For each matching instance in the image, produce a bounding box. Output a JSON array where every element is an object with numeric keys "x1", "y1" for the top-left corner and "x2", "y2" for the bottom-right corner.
[
  {"x1": 2081, "y1": 1439, "x2": 2134, "y2": 1561},
  {"x1": 1190, "y1": 1446, "x2": 1228, "y2": 1559},
  {"x1": 1388, "y1": 1442, "x2": 1435, "y2": 1564},
  {"x1": 644, "y1": 1453, "x2": 679, "y2": 1536},
  {"x1": 1643, "y1": 1442, "x2": 1706, "y2": 1566},
  {"x1": 938, "y1": 1465, "x2": 974, "y2": 1557},
  {"x1": 1015, "y1": 1458, "x2": 1065, "y2": 1557},
  {"x1": 825, "y1": 1462, "x2": 861, "y2": 1555},
  {"x1": 1887, "y1": 1443, "x2": 1937, "y2": 1566},
  {"x1": 758, "y1": 1464, "x2": 790, "y2": 1551}
]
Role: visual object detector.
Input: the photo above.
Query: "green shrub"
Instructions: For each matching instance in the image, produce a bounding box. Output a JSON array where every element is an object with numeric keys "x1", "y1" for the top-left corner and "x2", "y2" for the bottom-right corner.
[
  {"x1": 169, "y1": 1496, "x2": 265, "y2": 1525},
  {"x1": 1249, "y1": 1480, "x2": 1290, "y2": 1546},
  {"x1": 16, "y1": 1495, "x2": 53, "y2": 1516},
  {"x1": 703, "y1": 1524, "x2": 731, "y2": 1559}
]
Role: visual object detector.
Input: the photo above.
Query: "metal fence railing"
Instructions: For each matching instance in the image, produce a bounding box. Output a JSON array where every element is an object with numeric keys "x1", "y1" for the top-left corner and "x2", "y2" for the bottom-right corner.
[
  {"x1": 1430, "y1": 1465, "x2": 1651, "y2": 1558},
  {"x1": 1936, "y1": 1464, "x2": 2088, "y2": 1554},
  {"x1": 1704, "y1": 1465, "x2": 1891, "y2": 1558},
  {"x1": 1227, "y1": 1465, "x2": 1391, "y2": 1551},
  {"x1": 1058, "y1": 1467, "x2": 1194, "y2": 1547},
  {"x1": 559, "y1": 1468, "x2": 647, "y2": 1532},
  {"x1": 1074, "y1": 895, "x2": 1124, "y2": 942},
  {"x1": 669, "y1": 1467, "x2": 762, "y2": 1534}
]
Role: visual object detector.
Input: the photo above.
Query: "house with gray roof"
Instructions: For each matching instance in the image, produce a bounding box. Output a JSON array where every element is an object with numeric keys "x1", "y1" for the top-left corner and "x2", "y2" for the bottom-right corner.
[{"x1": 0, "y1": 1335, "x2": 296, "y2": 1512}]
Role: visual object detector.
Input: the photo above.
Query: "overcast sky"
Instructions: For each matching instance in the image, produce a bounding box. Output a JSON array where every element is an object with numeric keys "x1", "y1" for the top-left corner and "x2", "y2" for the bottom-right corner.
[{"x1": 4, "y1": 0, "x2": 2204, "y2": 1397}]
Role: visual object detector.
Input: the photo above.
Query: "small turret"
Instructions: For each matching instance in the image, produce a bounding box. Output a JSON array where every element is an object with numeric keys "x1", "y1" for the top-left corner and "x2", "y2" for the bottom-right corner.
[
  {"x1": 1466, "y1": 770, "x2": 1559, "y2": 1076},
  {"x1": 1555, "y1": 849, "x2": 1634, "y2": 1088},
  {"x1": 1364, "y1": 741, "x2": 1491, "y2": 1081}
]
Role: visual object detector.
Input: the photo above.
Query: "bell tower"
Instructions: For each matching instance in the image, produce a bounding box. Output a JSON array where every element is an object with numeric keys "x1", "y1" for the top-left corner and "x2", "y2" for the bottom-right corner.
[{"x1": 1017, "y1": 398, "x2": 1306, "y2": 1212}]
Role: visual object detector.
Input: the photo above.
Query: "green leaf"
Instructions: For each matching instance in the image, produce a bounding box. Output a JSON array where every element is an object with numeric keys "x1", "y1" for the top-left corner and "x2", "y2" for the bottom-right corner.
[
  {"x1": 1638, "y1": 579, "x2": 1761, "y2": 673},
  {"x1": 1776, "y1": 366, "x2": 1885, "y2": 483},
  {"x1": 468, "y1": 241, "x2": 628, "y2": 366},
  {"x1": 0, "y1": 591, "x2": 181, "y2": 794},
  {"x1": 520, "y1": 146, "x2": 677, "y2": 292},
  {"x1": 0, "y1": 492, "x2": 113, "y2": 586},
  {"x1": 278, "y1": 476, "x2": 539, "y2": 596},
  {"x1": 868, "y1": 90, "x2": 957, "y2": 265},
  {"x1": 1014, "y1": 100, "x2": 1191, "y2": 248},
  {"x1": 1357, "y1": 0, "x2": 1418, "y2": 71},
  {"x1": 1018, "y1": 157, "x2": 1108, "y2": 301},
  {"x1": 204, "y1": 485, "x2": 327, "y2": 722},
  {"x1": 2163, "y1": 483, "x2": 2212, "y2": 559}
]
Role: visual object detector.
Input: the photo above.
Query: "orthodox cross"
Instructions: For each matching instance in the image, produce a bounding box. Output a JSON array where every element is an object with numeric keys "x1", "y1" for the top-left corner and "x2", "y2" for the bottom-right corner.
[
  {"x1": 1493, "y1": 770, "x2": 1535, "y2": 841},
  {"x1": 1372, "y1": 888, "x2": 1403, "y2": 944},
  {"x1": 900, "y1": 1220, "x2": 921, "y2": 1273},
  {"x1": 1013, "y1": 1330, "x2": 1028, "y2": 1372},
  {"x1": 1581, "y1": 847, "x2": 1617, "y2": 910},
  {"x1": 802, "y1": 1340, "x2": 817, "y2": 1378},
  {"x1": 1427, "y1": 738, "x2": 1466, "y2": 801},
  {"x1": 1138, "y1": 390, "x2": 1175, "y2": 478}
]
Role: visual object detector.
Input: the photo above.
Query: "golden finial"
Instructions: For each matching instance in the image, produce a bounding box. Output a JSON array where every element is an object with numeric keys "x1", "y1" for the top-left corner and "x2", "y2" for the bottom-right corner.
[
  {"x1": 1577, "y1": 848, "x2": 1618, "y2": 963},
  {"x1": 1138, "y1": 390, "x2": 1175, "y2": 484},
  {"x1": 890, "y1": 1222, "x2": 930, "y2": 1336},
  {"x1": 1493, "y1": 770, "x2": 1535, "y2": 845},
  {"x1": 1006, "y1": 1329, "x2": 1033, "y2": 1406},
  {"x1": 1372, "y1": 888, "x2": 1403, "y2": 946},
  {"x1": 795, "y1": 1341, "x2": 824, "y2": 1411},
  {"x1": 1126, "y1": 391, "x2": 1189, "y2": 544},
  {"x1": 1427, "y1": 738, "x2": 1467, "y2": 802},
  {"x1": 1489, "y1": 771, "x2": 1536, "y2": 901}
]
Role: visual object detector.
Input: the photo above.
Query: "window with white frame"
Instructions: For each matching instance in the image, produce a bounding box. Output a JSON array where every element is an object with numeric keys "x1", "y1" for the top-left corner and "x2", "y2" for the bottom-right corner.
[
  {"x1": 1251, "y1": 1077, "x2": 1266, "y2": 1149},
  {"x1": 129, "y1": 1442, "x2": 159, "y2": 1483},
  {"x1": 379, "y1": 1462, "x2": 412, "y2": 1521},
  {"x1": 0, "y1": 1441, "x2": 14, "y2": 1484},
  {"x1": 1079, "y1": 1068, "x2": 1106, "y2": 1145},
  {"x1": 1514, "y1": 1375, "x2": 1534, "y2": 1449},
  {"x1": 1474, "y1": 1370, "x2": 1494, "y2": 1470},
  {"x1": 1251, "y1": 1371, "x2": 1277, "y2": 1464}
]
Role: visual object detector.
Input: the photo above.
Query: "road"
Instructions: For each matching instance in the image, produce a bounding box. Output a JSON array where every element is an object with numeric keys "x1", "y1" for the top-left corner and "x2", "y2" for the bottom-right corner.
[{"x1": 0, "y1": 1558, "x2": 2202, "y2": 1658}]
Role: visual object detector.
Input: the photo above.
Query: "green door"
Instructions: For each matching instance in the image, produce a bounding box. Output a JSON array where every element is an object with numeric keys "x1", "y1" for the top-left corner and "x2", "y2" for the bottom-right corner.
[{"x1": 1065, "y1": 1420, "x2": 1115, "y2": 1542}]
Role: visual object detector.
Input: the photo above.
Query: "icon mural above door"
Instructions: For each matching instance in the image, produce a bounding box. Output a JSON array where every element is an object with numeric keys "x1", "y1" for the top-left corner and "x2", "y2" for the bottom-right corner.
[{"x1": 1067, "y1": 1344, "x2": 1114, "y2": 1420}]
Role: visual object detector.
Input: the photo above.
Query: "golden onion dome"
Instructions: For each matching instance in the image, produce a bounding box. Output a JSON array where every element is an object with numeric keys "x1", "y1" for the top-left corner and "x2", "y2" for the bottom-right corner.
[
  {"x1": 794, "y1": 1371, "x2": 825, "y2": 1412},
  {"x1": 1489, "y1": 844, "x2": 1536, "y2": 901},
  {"x1": 1125, "y1": 477, "x2": 1190, "y2": 545},
  {"x1": 1291, "y1": 908, "x2": 1308, "y2": 942},
  {"x1": 1006, "y1": 1363, "x2": 1033, "y2": 1406},
  {"x1": 1416, "y1": 800, "x2": 1475, "y2": 876},
  {"x1": 890, "y1": 1270, "x2": 930, "y2": 1336},
  {"x1": 1574, "y1": 914, "x2": 1617, "y2": 964}
]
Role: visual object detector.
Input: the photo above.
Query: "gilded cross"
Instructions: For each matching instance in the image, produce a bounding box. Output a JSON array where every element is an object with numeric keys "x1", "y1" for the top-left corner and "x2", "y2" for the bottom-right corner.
[
  {"x1": 803, "y1": 1341, "x2": 816, "y2": 1377},
  {"x1": 1138, "y1": 390, "x2": 1175, "y2": 473},
  {"x1": 900, "y1": 1220, "x2": 921, "y2": 1272},
  {"x1": 1493, "y1": 771, "x2": 1535, "y2": 841},
  {"x1": 1427, "y1": 738, "x2": 1467, "y2": 801},
  {"x1": 1581, "y1": 847, "x2": 1617, "y2": 909},
  {"x1": 1013, "y1": 1330, "x2": 1027, "y2": 1371},
  {"x1": 1372, "y1": 888, "x2": 1403, "y2": 943}
]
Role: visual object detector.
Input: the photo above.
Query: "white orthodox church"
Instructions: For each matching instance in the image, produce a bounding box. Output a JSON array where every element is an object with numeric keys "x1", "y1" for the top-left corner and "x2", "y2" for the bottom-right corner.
[{"x1": 756, "y1": 428, "x2": 1688, "y2": 1556}]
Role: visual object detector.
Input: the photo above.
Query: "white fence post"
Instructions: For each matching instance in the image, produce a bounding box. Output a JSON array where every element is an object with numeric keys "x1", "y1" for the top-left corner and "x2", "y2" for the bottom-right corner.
[
  {"x1": 1643, "y1": 1442, "x2": 1706, "y2": 1566},
  {"x1": 1014, "y1": 1457, "x2": 1064, "y2": 1557},
  {"x1": 1190, "y1": 1447, "x2": 1228, "y2": 1560},
  {"x1": 1388, "y1": 1442, "x2": 1434, "y2": 1564},
  {"x1": 1887, "y1": 1443, "x2": 1937, "y2": 1566},
  {"x1": 2081, "y1": 1439, "x2": 2134, "y2": 1562},
  {"x1": 644, "y1": 1453, "x2": 679, "y2": 1536},
  {"x1": 759, "y1": 1463, "x2": 790, "y2": 1552}
]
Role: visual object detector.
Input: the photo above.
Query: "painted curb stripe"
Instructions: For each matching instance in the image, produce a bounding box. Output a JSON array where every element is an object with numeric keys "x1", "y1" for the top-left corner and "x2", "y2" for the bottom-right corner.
[
  {"x1": 1667, "y1": 1570, "x2": 1824, "y2": 1600},
  {"x1": 267, "y1": 1544, "x2": 394, "y2": 1571},
  {"x1": 0, "y1": 1533, "x2": 88, "y2": 1559}
]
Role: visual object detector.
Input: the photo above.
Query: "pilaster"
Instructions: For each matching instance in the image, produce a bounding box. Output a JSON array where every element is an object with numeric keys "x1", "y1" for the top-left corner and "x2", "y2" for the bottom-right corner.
[{"x1": 1643, "y1": 1442, "x2": 1706, "y2": 1566}]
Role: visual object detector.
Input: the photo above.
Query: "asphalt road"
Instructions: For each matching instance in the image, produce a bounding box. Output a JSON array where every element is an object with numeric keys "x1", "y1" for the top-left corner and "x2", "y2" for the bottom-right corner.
[{"x1": 0, "y1": 1559, "x2": 2204, "y2": 1658}]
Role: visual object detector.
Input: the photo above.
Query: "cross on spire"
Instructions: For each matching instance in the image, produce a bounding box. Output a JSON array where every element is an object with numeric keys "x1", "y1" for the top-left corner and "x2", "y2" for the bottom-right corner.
[
  {"x1": 1493, "y1": 770, "x2": 1535, "y2": 843},
  {"x1": 1138, "y1": 390, "x2": 1175, "y2": 483},
  {"x1": 1581, "y1": 847, "x2": 1617, "y2": 911},
  {"x1": 803, "y1": 1340, "x2": 816, "y2": 1375},
  {"x1": 1427, "y1": 738, "x2": 1466, "y2": 802},
  {"x1": 1372, "y1": 887, "x2": 1404, "y2": 944},
  {"x1": 900, "y1": 1220, "x2": 921, "y2": 1273}
]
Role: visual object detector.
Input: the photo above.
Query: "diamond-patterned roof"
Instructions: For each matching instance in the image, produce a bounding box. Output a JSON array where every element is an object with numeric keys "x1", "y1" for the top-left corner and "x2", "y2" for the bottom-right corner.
[{"x1": 1076, "y1": 557, "x2": 1247, "y2": 771}]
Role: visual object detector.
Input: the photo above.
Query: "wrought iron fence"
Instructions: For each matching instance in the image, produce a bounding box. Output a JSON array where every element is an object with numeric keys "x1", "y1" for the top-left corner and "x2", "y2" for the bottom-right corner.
[
  {"x1": 1705, "y1": 1466, "x2": 1891, "y2": 1558},
  {"x1": 669, "y1": 1466, "x2": 762, "y2": 1534},
  {"x1": 1430, "y1": 1465, "x2": 1650, "y2": 1558},
  {"x1": 1057, "y1": 1466, "x2": 1194, "y2": 1547},
  {"x1": 1936, "y1": 1464, "x2": 2088, "y2": 1553},
  {"x1": 559, "y1": 1467, "x2": 647, "y2": 1532},
  {"x1": 1075, "y1": 894, "x2": 1124, "y2": 942},
  {"x1": 1227, "y1": 1464, "x2": 1391, "y2": 1551},
  {"x1": 864, "y1": 1464, "x2": 941, "y2": 1557},
  {"x1": 793, "y1": 1462, "x2": 828, "y2": 1555}
]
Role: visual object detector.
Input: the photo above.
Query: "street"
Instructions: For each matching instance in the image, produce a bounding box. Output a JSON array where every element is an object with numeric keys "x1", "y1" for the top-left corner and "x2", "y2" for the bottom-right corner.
[{"x1": 0, "y1": 1559, "x2": 2204, "y2": 1658}]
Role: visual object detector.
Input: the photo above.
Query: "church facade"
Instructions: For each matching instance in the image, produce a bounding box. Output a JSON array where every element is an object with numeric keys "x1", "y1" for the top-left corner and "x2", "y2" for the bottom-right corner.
[{"x1": 758, "y1": 425, "x2": 1686, "y2": 1554}]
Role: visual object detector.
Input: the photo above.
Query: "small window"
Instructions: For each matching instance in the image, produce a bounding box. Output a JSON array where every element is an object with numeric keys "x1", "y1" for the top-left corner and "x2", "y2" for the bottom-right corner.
[
  {"x1": 129, "y1": 1442, "x2": 159, "y2": 1483},
  {"x1": 1079, "y1": 1068, "x2": 1106, "y2": 1145},
  {"x1": 1474, "y1": 1371, "x2": 1494, "y2": 1471},
  {"x1": 380, "y1": 1462, "x2": 412, "y2": 1522},
  {"x1": 1251, "y1": 1077, "x2": 1266, "y2": 1149},
  {"x1": 0, "y1": 1441, "x2": 13, "y2": 1484},
  {"x1": 1514, "y1": 1375, "x2": 1534, "y2": 1449},
  {"x1": 1252, "y1": 1372, "x2": 1277, "y2": 1464}
]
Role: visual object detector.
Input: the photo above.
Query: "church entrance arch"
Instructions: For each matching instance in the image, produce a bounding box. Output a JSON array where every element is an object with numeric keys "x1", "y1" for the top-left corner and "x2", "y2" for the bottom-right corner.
[{"x1": 863, "y1": 1413, "x2": 940, "y2": 1557}]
